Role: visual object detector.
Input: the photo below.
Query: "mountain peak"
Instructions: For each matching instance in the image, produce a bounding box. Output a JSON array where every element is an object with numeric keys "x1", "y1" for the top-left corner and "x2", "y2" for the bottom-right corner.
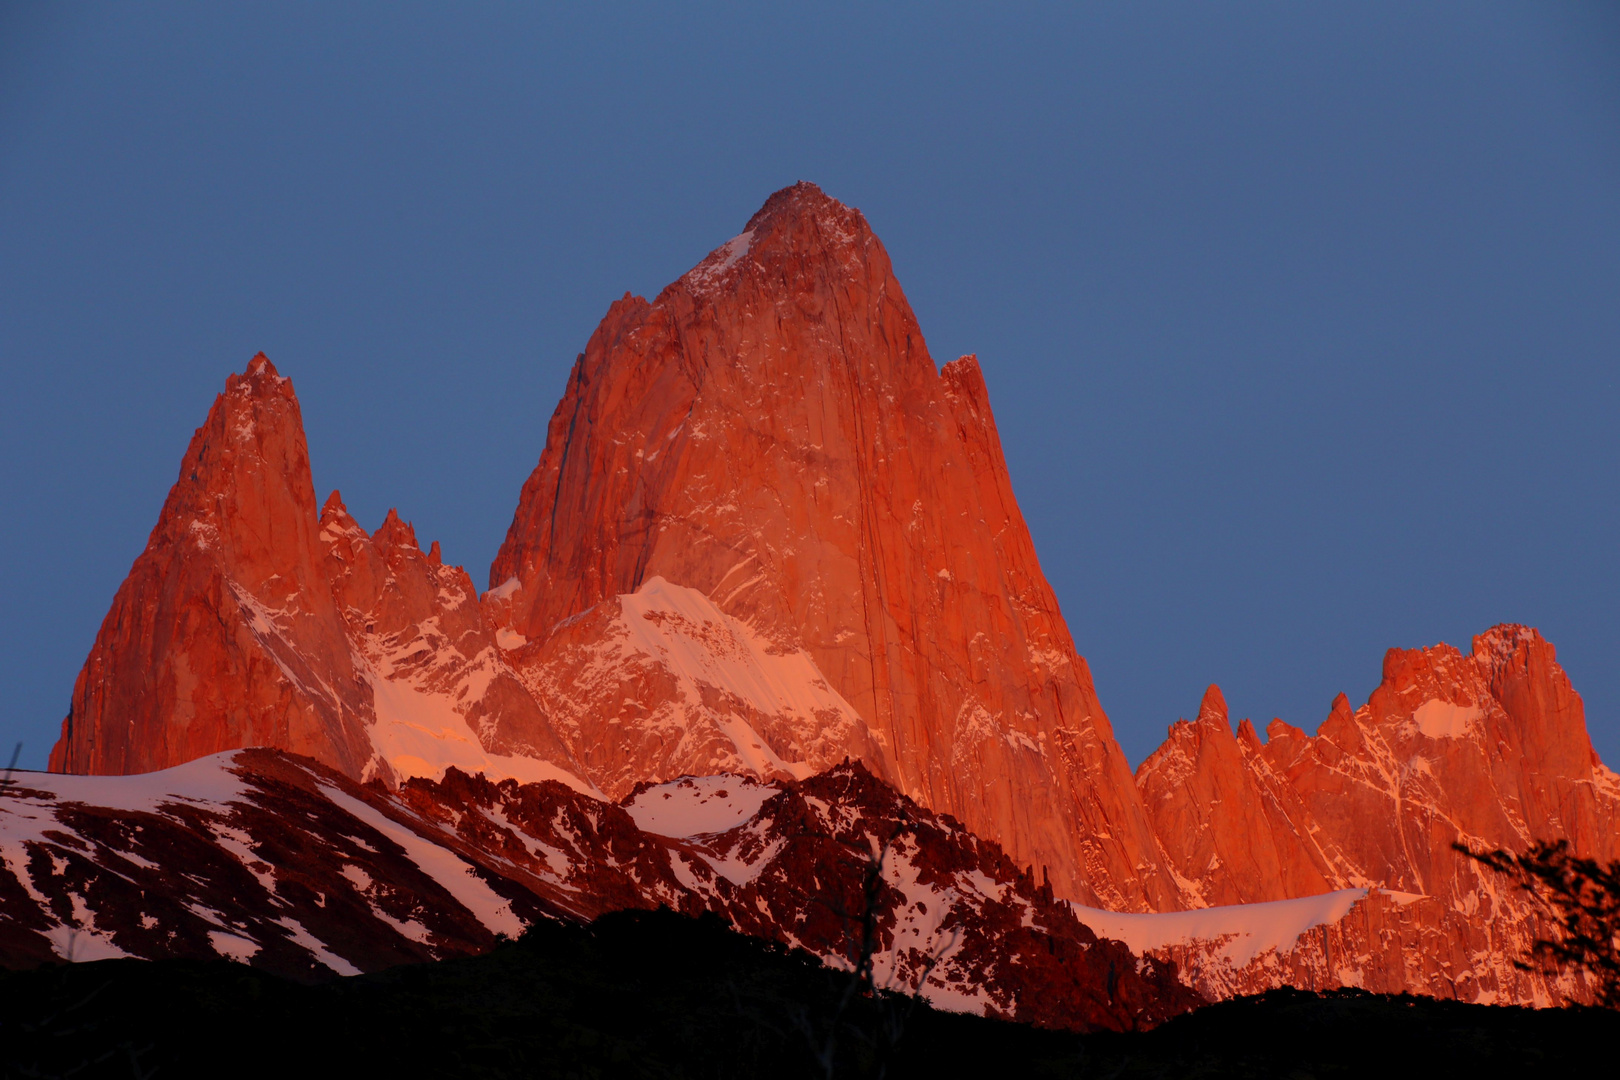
[
  {"x1": 672, "y1": 182, "x2": 876, "y2": 302},
  {"x1": 1197, "y1": 685, "x2": 1230, "y2": 729},
  {"x1": 488, "y1": 184, "x2": 1175, "y2": 909},
  {"x1": 1471, "y1": 622, "x2": 1543, "y2": 670},
  {"x1": 244, "y1": 351, "x2": 280, "y2": 379},
  {"x1": 50, "y1": 359, "x2": 373, "y2": 777},
  {"x1": 375, "y1": 507, "x2": 420, "y2": 553},
  {"x1": 745, "y1": 180, "x2": 872, "y2": 262},
  {"x1": 744, "y1": 180, "x2": 865, "y2": 236}
]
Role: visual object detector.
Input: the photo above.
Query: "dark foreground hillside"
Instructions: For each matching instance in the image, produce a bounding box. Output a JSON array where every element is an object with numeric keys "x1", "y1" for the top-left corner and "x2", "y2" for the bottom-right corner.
[{"x1": 1, "y1": 909, "x2": 1612, "y2": 1079}]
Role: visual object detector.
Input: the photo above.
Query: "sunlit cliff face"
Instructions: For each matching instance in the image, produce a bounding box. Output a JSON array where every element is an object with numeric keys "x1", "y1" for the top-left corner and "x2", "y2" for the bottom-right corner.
[{"x1": 41, "y1": 184, "x2": 1620, "y2": 1009}]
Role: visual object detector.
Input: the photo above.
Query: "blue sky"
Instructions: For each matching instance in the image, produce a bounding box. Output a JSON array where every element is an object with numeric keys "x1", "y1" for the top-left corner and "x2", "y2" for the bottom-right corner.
[{"x1": 2, "y1": 2, "x2": 1617, "y2": 770}]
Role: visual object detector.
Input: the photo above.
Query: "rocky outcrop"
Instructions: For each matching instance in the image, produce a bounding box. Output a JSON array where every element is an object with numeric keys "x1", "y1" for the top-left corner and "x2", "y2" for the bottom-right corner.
[
  {"x1": 488, "y1": 182, "x2": 1176, "y2": 909},
  {"x1": 48, "y1": 358, "x2": 591, "y2": 793},
  {"x1": 1130, "y1": 624, "x2": 1620, "y2": 1004},
  {"x1": 1136, "y1": 686, "x2": 1341, "y2": 907},
  {"x1": 1072, "y1": 885, "x2": 1602, "y2": 1006},
  {"x1": 0, "y1": 751, "x2": 1200, "y2": 1032},
  {"x1": 317, "y1": 494, "x2": 584, "y2": 788},
  {"x1": 48, "y1": 356, "x2": 375, "y2": 777}
]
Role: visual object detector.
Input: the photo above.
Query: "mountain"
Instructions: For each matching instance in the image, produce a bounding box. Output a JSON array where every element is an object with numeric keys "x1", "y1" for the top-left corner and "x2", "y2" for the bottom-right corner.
[
  {"x1": 49, "y1": 360, "x2": 589, "y2": 794},
  {"x1": 1138, "y1": 626, "x2": 1620, "y2": 908},
  {"x1": 487, "y1": 182, "x2": 1173, "y2": 909},
  {"x1": 1129, "y1": 624, "x2": 1620, "y2": 1004},
  {"x1": 34, "y1": 182, "x2": 1620, "y2": 1012},
  {"x1": 0, "y1": 750, "x2": 1197, "y2": 1031},
  {"x1": 50, "y1": 183, "x2": 1174, "y2": 910},
  {"x1": 47, "y1": 357, "x2": 376, "y2": 778}
]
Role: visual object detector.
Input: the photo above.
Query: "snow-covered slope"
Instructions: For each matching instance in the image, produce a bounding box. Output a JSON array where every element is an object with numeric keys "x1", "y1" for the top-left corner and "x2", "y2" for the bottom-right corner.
[
  {"x1": 0, "y1": 751, "x2": 1197, "y2": 1032},
  {"x1": 513, "y1": 577, "x2": 889, "y2": 799},
  {"x1": 624, "y1": 774, "x2": 781, "y2": 837},
  {"x1": 1073, "y1": 890, "x2": 1370, "y2": 970}
]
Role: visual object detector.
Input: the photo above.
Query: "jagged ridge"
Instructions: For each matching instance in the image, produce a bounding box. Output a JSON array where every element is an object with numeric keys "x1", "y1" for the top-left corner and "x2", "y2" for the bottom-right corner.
[
  {"x1": 37, "y1": 183, "x2": 1620, "y2": 1010},
  {"x1": 0, "y1": 749, "x2": 1198, "y2": 1030}
]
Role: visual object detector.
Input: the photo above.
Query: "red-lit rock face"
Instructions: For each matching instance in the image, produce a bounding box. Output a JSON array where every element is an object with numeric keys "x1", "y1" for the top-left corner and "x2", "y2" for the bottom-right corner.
[
  {"x1": 317, "y1": 495, "x2": 580, "y2": 784},
  {"x1": 1129, "y1": 624, "x2": 1620, "y2": 1004},
  {"x1": 39, "y1": 183, "x2": 1620, "y2": 1012},
  {"x1": 49, "y1": 356, "x2": 376, "y2": 778},
  {"x1": 1135, "y1": 686, "x2": 1339, "y2": 907},
  {"x1": 506, "y1": 576, "x2": 891, "y2": 799},
  {"x1": 49, "y1": 356, "x2": 589, "y2": 793},
  {"x1": 487, "y1": 182, "x2": 1176, "y2": 909},
  {"x1": 1142, "y1": 626, "x2": 1620, "y2": 907}
]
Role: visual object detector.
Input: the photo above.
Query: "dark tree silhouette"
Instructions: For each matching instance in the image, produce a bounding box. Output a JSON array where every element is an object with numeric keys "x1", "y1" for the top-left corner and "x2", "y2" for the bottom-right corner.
[
  {"x1": 785, "y1": 810, "x2": 960, "y2": 1079},
  {"x1": 0, "y1": 742, "x2": 21, "y2": 793},
  {"x1": 1455, "y1": 839, "x2": 1620, "y2": 1007}
]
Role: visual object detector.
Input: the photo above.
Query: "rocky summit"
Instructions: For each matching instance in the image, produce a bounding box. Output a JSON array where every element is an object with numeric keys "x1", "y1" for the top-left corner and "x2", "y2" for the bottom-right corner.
[
  {"x1": 487, "y1": 181, "x2": 1171, "y2": 910},
  {"x1": 23, "y1": 183, "x2": 1620, "y2": 1021}
]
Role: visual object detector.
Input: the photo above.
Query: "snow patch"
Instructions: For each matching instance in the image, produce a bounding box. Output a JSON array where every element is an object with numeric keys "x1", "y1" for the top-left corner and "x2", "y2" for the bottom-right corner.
[
  {"x1": 684, "y1": 231, "x2": 755, "y2": 293},
  {"x1": 608, "y1": 577, "x2": 866, "y2": 778},
  {"x1": 365, "y1": 668, "x2": 600, "y2": 797},
  {"x1": 45, "y1": 919, "x2": 129, "y2": 963},
  {"x1": 275, "y1": 917, "x2": 361, "y2": 976},
  {"x1": 211, "y1": 821, "x2": 277, "y2": 895},
  {"x1": 1411, "y1": 700, "x2": 1481, "y2": 740},
  {"x1": 1071, "y1": 888, "x2": 1369, "y2": 968},
  {"x1": 715, "y1": 230, "x2": 753, "y2": 270},
  {"x1": 316, "y1": 783, "x2": 527, "y2": 939},
  {"x1": 485, "y1": 577, "x2": 521, "y2": 602},
  {"x1": 863, "y1": 839, "x2": 989, "y2": 1015},
  {"x1": 208, "y1": 929, "x2": 261, "y2": 962},
  {"x1": 693, "y1": 833, "x2": 785, "y2": 886},
  {"x1": 480, "y1": 803, "x2": 573, "y2": 879},
  {"x1": 8, "y1": 753, "x2": 251, "y2": 814},
  {"x1": 625, "y1": 775, "x2": 779, "y2": 837}
]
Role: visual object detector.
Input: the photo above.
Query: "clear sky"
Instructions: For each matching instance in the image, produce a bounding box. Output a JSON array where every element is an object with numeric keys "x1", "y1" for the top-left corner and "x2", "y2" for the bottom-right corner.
[{"x1": 2, "y1": 3, "x2": 1617, "y2": 772}]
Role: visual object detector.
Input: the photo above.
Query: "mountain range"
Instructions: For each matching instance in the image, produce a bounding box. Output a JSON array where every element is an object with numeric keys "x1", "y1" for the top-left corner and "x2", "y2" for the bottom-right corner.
[{"x1": 13, "y1": 183, "x2": 1617, "y2": 1024}]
